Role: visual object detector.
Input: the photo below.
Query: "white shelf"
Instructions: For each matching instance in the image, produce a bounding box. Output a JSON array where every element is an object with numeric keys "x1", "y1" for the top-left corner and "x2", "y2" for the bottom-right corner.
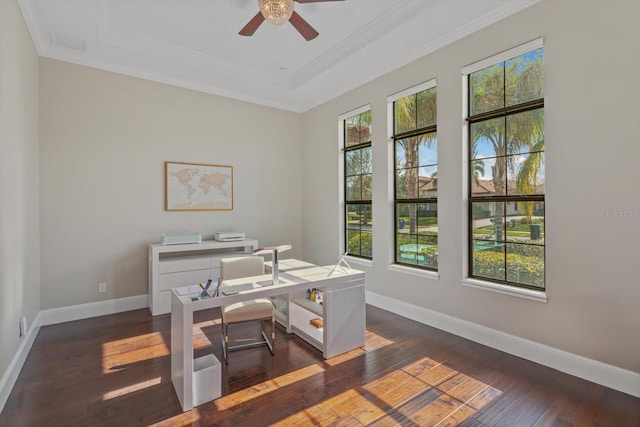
[
  {"x1": 290, "y1": 300, "x2": 323, "y2": 347},
  {"x1": 291, "y1": 297, "x2": 323, "y2": 317}
]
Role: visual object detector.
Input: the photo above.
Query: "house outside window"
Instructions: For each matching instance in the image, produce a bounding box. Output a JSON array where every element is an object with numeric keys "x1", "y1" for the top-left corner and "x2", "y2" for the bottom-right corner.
[
  {"x1": 342, "y1": 108, "x2": 372, "y2": 259},
  {"x1": 389, "y1": 80, "x2": 437, "y2": 270},
  {"x1": 465, "y1": 39, "x2": 545, "y2": 290}
]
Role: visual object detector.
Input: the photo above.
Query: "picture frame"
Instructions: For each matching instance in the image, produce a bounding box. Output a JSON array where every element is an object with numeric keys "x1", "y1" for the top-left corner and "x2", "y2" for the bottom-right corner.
[{"x1": 165, "y1": 161, "x2": 233, "y2": 211}]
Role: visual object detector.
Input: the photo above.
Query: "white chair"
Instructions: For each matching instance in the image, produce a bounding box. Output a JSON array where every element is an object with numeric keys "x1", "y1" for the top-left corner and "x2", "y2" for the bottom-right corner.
[{"x1": 219, "y1": 256, "x2": 275, "y2": 364}]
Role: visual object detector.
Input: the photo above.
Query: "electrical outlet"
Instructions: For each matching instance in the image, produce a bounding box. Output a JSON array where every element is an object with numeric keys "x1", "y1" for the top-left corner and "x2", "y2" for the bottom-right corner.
[
  {"x1": 20, "y1": 317, "x2": 27, "y2": 337},
  {"x1": 99, "y1": 282, "x2": 107, "y2": 293}
]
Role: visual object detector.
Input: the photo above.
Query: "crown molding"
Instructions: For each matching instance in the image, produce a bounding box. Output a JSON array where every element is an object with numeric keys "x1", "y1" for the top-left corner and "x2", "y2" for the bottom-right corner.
[{"x1": 18, "y1": 0, "x2": 542, "y2": 113}]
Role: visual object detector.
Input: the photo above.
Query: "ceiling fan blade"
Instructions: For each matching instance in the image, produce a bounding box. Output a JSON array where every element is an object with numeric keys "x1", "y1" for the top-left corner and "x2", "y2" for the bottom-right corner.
[
  {"x1": 239, "y1": 12, "x2": 265, "y2": 36},
  {"x1": 289, "y1": 11, "x2": 319, "y2": 41},
  {"x1": 295, "y1": 0, "x2": 344, "y2": 3}
]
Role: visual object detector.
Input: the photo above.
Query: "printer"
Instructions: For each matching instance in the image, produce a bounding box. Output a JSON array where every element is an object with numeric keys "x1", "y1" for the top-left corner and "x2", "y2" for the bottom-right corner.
[{"x1": 214, "y1": 231, "x2": 245, "y2": 242}]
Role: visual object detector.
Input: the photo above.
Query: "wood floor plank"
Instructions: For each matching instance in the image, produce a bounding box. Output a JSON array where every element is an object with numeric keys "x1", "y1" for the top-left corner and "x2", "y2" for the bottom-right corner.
[{"x1": 0, "y1": 305, "x2": 638, "y2": 427}]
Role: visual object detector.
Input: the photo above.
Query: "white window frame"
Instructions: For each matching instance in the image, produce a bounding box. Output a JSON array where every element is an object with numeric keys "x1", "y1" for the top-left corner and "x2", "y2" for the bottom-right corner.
[
  {"x1": 386, "y1": 79, "x2": 439, "y2": 280},
  {"x1": 338, "y1": 104, "x2": 373, "y2": 266},
  {"x1": 460, "y1": 38, "x2": 547, "y2": 303}
]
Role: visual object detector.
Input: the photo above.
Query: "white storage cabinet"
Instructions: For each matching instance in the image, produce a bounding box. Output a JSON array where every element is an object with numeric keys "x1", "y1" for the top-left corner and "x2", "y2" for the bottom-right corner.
[{"x1": 148, "y1": 239, "x2": 258, "y2": 316}]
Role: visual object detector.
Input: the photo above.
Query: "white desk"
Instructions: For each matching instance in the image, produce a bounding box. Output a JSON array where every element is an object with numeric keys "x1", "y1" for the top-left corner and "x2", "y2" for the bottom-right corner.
[{"x1": 170, "y1": 260, "x2": 365, "y2": 411}]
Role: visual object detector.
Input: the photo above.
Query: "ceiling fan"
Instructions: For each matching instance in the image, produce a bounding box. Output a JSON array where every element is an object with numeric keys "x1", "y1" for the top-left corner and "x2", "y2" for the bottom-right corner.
[{"x1": 239, "y1": 0, "x2": 344, "y2": 41}]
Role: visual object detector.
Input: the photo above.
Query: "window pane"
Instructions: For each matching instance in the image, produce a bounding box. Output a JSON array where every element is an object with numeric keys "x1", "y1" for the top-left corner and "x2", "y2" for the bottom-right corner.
[
  {"x1": 345, "y1": 111, "x2": 371, "y2": 147},
  {"x1": 347, "y1": 229, "x2": 360, "y2": 255},
  {"x1": 472, "y1": 243, "x2": 505, "y2": 281},
  {"x1": 506, "y1": 243, "x2": 544, "y2": 288},
  {"x1": 360, "y1": 203, "x2": 372, "y2": 230},
  {"x1": 346, "y1": 204, "x2": 361, "y2": 230},
  {"x1": 397, "y1": 137, "x2": 419, "y2": 168},
  {"x1": 360, "y1": 231, "x2": 372, "y2": 257},
  {"x1": 418, "y1": 202, "x2": 438, "y2": 268},
  {"x1": 470, "y1": 62, "x2": 504, "y2": 115},
  {"x1": 471, "y1": 117, "x2": 506, "y2": 158},
  {"x1": 396, "y1": 142, "x2": 406, "y2": 167},
  {"x1": 472, "y1": 201, "x2": 506, "y2": 243},
  {"x1": 397, "y1": 234, "x2": 418, "y2": 265},
  {"x1": 470, "y1": 158, "x2": 491, "y2": 194},
  {"x1": 396, "y1": 167, "x2": 418, "y2": 199},
  {"x1": 506, "y1": 211, "x2": 544, "y2": 246},
  {"x1": 418, "y1": 234, "x2": 438, "y2": 269},
  {"x1": 417, "y1": 87, "x2": 437, "y2": 128},
  {"x1": 505, "y1": 203, "x2": 544, "y2": 243},
  {"x1": 346, "y1": 176, "x2": 361, "y2": 201},
  {"x1": 417, "y1": 203, "x2": 438, "y2": 237},
  {"x1": 506, "y1": 48, "x2": 544, "y2": 107},
  {"x1": 397, "y1": 203, "x2": 418, "y2": 235},
  {"x1": 360, "y1": 146, "x2": 372, "y2": 174},
  {"x1": 418, "y1": 136, "x2": 437, "y2": 167},
  {"x1": 395, "y1": 94, "x2": 417, "y2": 134},
  {"x1": 395, "y1": 169, "x2": 407, "y2": 199},
  {"x1": 346, "y1": 203, "x2": 372, "y2": 258},
  {"x1": 506, "y1": 109, "x2": 545, "y2": 156},
  {"x1": 471, "y1": 157, "x2": 506, "y2": 196},
  {"x1": 507, "y1": 152, "x2": 545, "y2": 195},
  {"x1": 362, "y1": 174, "x2": 372, "y2": 200},
  {"x1": 347, "y1": 147, "x2": 372, "y2": 176},
  {"x1": 472, "y1": 202, "x2": 506, "y2": 281},
  {"x1": 418, "y1": 166, "x2": 437, "y2": 198},
  {"x1": 345, "y1": 150, "x2": 359, "y2": 176}
]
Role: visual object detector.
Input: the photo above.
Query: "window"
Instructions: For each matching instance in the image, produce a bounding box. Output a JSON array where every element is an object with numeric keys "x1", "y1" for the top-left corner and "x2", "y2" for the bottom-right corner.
[
  {"x1": 465, "y1": 39, "x2": 545, "y2": 290},
  {"x1": 343, "y1": 108, "x2": 372, "y2": 259},
  {"x1": 390, "y1": 81, "x2": 437, "y2": 269}
]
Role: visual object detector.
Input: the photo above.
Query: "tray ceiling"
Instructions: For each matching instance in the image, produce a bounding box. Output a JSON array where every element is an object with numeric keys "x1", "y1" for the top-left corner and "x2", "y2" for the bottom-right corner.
[{"x1": 18, "y1": 0, "x2": 538, "y2": 112}]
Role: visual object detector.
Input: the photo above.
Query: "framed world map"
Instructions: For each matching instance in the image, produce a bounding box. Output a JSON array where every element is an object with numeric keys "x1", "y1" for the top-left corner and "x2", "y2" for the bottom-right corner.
[{"x1": 165, "y1": 161, "x2": 233, "y2": 211}]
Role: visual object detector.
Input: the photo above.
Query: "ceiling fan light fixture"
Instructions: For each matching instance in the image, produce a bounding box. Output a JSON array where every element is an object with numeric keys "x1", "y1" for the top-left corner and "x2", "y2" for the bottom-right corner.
[{"x1": 259, "y1": 0, "x2": 294, "y2": 26}]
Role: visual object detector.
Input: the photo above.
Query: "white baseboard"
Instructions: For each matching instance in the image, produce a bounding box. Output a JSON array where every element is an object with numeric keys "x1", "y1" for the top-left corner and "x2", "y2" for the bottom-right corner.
[
  {"x1": 0, "y1": 294, "x2": 149, "y2": 414},
  {"x1": 0, "y1": 311, "x2": 42, "y2": 413},
  {"x1": 38, "y1": 294, "x2": 149, "y2": 326},
  {"x1": 366, "y1": 291, "x2": 640, "y2": 398}
]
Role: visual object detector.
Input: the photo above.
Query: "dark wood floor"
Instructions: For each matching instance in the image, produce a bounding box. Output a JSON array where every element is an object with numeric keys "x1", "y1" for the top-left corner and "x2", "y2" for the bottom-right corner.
[{"x1": 1, "y1": 305, "x2": 638, "y2": 427}]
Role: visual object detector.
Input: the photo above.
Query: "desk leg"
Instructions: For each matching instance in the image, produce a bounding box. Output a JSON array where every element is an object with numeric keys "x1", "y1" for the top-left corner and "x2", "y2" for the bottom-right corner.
[
  {"x1": 324, "y1": 284, "x2": 366, "y2": 359},
  {"x1": 171, "y1": 293, "x2": 194, "y2": 411}
]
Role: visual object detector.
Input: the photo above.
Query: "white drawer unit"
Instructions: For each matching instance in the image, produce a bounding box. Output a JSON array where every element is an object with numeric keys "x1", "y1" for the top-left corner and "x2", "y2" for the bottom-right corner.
[
  {"x1": 148, "y1": 239, "x2": 258, "y2": 315},
  {"x1": 159, "y1": 255, "x2": 211, "y2": 274}
]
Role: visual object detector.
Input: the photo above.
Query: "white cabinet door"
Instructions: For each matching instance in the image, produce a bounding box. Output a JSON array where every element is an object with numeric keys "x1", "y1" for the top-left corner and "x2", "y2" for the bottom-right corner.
[
  {"x1": 158, "y1": 269, "x2": 212, "y2": 291},
  {"x1": 159, "y1": 256, "x2": 211, "y2": 274},
  {"x1": 325, "y1": 284, "x2": 365, "y2": 359}
]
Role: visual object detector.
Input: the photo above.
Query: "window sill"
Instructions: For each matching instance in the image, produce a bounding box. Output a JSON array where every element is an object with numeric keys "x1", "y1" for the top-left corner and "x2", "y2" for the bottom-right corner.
[
  {"x1": 461, "y1": 278, "x2": 547, "y2": 303},
  {"x1": 345, "y1": 256, "x2": 373, "y2": 268},
  {"x1": 389, "y1": 264, "x2": 439, "y2": 281}
]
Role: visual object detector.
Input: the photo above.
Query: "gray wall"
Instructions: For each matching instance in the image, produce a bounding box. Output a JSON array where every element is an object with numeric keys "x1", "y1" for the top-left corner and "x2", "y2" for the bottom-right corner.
[
  {"x1": 0, "y1": 0, "x2": 41, "y2": 380},
  {"x1": 302, "y1": 0, "x2": 640, "y2": 373},
  {"x1": 39, "y1": 59, "x2": 303, "y2": 309}
]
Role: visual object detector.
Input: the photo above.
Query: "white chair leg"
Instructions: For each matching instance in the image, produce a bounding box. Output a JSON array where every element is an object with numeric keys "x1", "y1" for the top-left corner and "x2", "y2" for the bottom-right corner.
[{"x1": 222, "y1": 322, "x2": 229, "y2": 364}]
